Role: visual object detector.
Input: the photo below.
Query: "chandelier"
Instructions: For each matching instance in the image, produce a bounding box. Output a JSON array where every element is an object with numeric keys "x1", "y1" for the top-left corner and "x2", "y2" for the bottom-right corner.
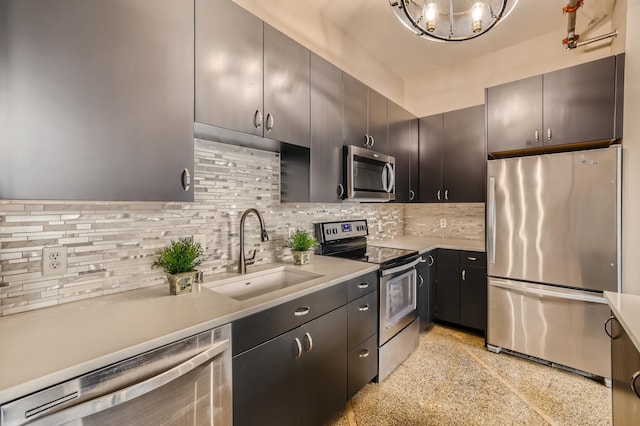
[{"x1": 389, "y1": 0, "x2": 519, "y2": 42}]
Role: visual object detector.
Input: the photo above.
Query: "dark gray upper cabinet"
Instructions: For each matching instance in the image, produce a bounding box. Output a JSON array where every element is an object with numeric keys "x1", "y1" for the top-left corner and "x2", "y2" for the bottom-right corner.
[
  {"x1": 342, "y1": 73, "x2": 388, "y2": 154},
  {"x1": 419, "y1": 114, "x2": 444, "y2": 203},
  {"x1": 367, "y1": 89, "x2": 389, "y2": 154},
  {"x1": 0, "y1": 0, "x2": 194, "y2": 201},
  {"x1": 419, "y1": 105, "x2": 485, "y2": 203},
  {"x1": 195, "y1": 0, "x2": 263, "y2": 137},
  {"x1": 388, "y1": 101, "x2": 418, "y2": 202},
  {"x1": 309, "y1": 53, "x2": 344, "y2": 202},
  {"x1": 195, "y1": 1, "x2": 310, "y2": 148},
  {"x1": 263, "y1": 25, "x2": 310, "y2": 148},
  {"x1": 486, "y1": 75, "x2": 543, "y2": 154},
  {"x1": 543, "y1": 55, "x2": 618, "y2": 147},
  {"x1": 486, "y1": 55, "x2": 624, "y2": 156},
  {"x1": 443, "y1": 105, "x2": 486, "y2": 203},
  {"x1": 343, "y1": 73, "x2": 369, "y2": 149}
]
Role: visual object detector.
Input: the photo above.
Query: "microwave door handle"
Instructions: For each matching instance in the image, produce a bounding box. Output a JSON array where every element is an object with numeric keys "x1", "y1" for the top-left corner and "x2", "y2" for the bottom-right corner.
[
  {"x1": 385, "y1": 163, "x2": 395, "y2": 193},
  {"x1": 28, "y1": 339, "x2": 230, "y2": 425},
  {"x1": 381, "y1": 164, "x2": 389, "y2": 192}
]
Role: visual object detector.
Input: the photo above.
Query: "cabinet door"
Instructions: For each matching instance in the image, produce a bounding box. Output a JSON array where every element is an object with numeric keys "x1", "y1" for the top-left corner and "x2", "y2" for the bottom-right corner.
[
  {"x1": 459, "y1": 265, "x2": 487, "y2": 331},
  {"x1": 233, "y1": 328, "x2": 302, "y2": 426},
  {"x1": 409, "y1": 118, "x2": 420, "y2": 202},
  {"x1": 310, "y1": 53, "x2": 344, "y2": 202},
  {"x1": 301, "y1": 306, "x2": 347, "y2": 426},
  {"x1": 443, "y1": 105, "x2": 486, "y2": 202},
  {"x1": 435, "y1": 249, "x2": 460, "y2": 324},
  {"x1": 343, "y1": 73, "x2": 369, "y2": 148},
  {"x1": 388, "y1": 101, "x2": 415, "y2": 202},
  {"x1": 368, "y1": 89, "x2": 388, "y2": 154},
  {"x1": 0, "y1": 0, "x2": 194, "y2": 201},
  {"x1": 195, "y1": 0, "x2": 263, "y2": 137},
  {"x1": 543, "y1": 56, "x2": 617, "y2": 147},
  {"x1": 419, "y1": 114, "x2": 444, "y2": 202},
  {"x1": 263, "y1": 24, "x2": 310, "y2": 147},
  {"x1": 486, "y1": 75, "x2": 543, "y2": 154},
  {"x1": 611, "y1": 317, "x2": 640, "y2": 425},
  {"x1": 417, "y1": 251, "x2": 437, "y2": 330}
]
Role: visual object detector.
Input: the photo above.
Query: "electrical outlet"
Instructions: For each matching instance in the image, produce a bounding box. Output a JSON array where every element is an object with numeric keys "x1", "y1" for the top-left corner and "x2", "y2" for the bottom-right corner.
[
  {"x1": 192, "y1": 234, "x2": 207, "y2": 251},
  {"x1": 440, "y1": 218, "x2": 447, "y2": 228},
  {"x1": 377, "y1": 222, "x2": 383, "y2": 232},
  {"x1": 42, "y1": 247, "x2": 68, "y2": 276},
  {"x1": 288, "y1": 226, "x2": 296, "y2": 238}
]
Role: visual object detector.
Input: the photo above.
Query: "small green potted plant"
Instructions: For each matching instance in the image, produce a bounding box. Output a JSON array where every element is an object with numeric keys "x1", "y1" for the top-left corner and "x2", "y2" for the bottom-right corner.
[
  {"x1": 286, "y1": 228, "x2": 319, "y2": 265},
  {"x1": 153, "y1": 237, "x2": 205, "y2": 295}
]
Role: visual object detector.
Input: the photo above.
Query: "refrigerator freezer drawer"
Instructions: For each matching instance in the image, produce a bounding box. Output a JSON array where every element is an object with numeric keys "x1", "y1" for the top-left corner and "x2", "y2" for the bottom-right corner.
[{"x1": 487, "y1": 278, "x2": 611, "y2": 378}]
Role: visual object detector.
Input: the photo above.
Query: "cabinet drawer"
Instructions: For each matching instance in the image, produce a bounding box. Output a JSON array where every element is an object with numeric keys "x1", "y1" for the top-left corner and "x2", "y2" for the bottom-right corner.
[
  {"x1": 232, "y1": 282, "x2": 347, "y2": 356},
  {"x1": 347, "y1": 291, "x2": 378, "y2": 351},
  {"x1": 348, "y1": 335, "x2": 378, "y2": 399},
  {"x1": 347, "y1": 271, "x2": 378, "y2": 302},
  {"x1": 460, "y1": 251, "x2": 486, "y2": 266}
]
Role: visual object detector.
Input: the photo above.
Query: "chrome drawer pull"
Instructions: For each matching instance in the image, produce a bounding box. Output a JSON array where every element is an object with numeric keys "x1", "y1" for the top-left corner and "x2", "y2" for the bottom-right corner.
[
  {"x1": 632, "y1": 371, "x2": 640, "y2": 399},
  {"x1": 357, "y1": 282, "x2": 369, "y2": 289},
  {"x1": 358, "y1": 304, "x2": 369, "y2": 312},
  {"x1": 294, "y1": 338, "x2": 303, "y2": 359},
  {"x1": 294, "y1": 307, "x2": 310, "y2": 316},
  {"x1": 467, "y1": 256, "x2": 477, "y2": 261},
  {"x1": 358, "y1": 350, "x2": 370, "y2": 359}
]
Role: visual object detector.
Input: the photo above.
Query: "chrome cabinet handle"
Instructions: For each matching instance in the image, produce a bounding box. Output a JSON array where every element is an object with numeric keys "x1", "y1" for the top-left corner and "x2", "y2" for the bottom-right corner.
[
  {"x1": 358, "y1": 304, "x2": 370, "y2": 312},
  {"x1": 467, "y1": 256, "x2": 477, "y2": 261},
  {"x1": 294, "y1": 307, "x2": 310, "y2": 316},
  {"x1": 357, "y1": 282, "x2": 369, "y2": 289},
  {"x1": 27, "y1": 339, "x2": 230, "y2": 425},
  {"x1": 266, "y1": 113, "x2": 274, "y2": 131},
  {"x1": 428, "y1": 254, "x2": 434, "y2": 267},
  {"x1": 462, "y1": 269, "x2": 466, "y2": 281},
  {"x1": 181, "y1": 168, "x2": 191, "y2": 192},
  {"x1": 409, "y1": 190, "x2": 415, "y2": 201},
  {"x1": 337, "y1": 184, "x2": 345, "y2": 199},
  {"x1": 363, "y1": 134, "x2": 371, "y2": 147},
  {"x1": 437, "y1": 190, "x2": 441, "y2": 201},
  {"x1": 444, "y1": 189, "x2": 449, "y2": 200},
  {"x1": 254, "y1": 110, "x2": 263, "y2": 128},
  {"x1": 534, "y1": 130, "x2": 539, "y2": 143},
  {"x1": 547, "y1": 128, "x2": 552, "y2": 141},
  {"x1": 294, "y1": 338, "x2": 303, "y2": 359},
  {"x1": 303, "y1": 332, "x2": 313, "y2": 352},
  {"x1": 358, "y1": 350, "x2": 370, "y2": 359},
  {"x1": 369, "y1": 136, "x2": 375, "y2": 148},
  {"x1": 418, "y1": 275, "x2": 424, "y2": 287},
  {"x1": 632, "y1": 371, "x2": 640, "y2": 399}
]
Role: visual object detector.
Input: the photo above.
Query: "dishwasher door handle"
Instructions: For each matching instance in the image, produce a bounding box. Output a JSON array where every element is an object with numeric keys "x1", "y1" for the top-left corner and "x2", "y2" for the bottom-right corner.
[{"x1": 29, "y1": 339, "x2": 230, "y2": 425}]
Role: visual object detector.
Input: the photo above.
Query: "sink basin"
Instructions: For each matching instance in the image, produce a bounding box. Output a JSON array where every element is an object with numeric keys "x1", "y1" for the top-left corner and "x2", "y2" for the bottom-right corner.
[{"x1": 208, "y1": 267, "x2": 323, "y2": 301}]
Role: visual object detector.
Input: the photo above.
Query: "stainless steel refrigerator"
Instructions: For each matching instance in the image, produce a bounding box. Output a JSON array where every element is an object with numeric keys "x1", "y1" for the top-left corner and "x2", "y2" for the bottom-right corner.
[{"x1": 486, "y1": 146, "x2": 621, "y2": 380}]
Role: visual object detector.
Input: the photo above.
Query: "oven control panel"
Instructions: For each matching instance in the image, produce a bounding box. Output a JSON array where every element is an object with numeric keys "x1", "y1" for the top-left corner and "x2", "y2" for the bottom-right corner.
[{"x1": 315, "y1": 220, "x2": 368, "y2": 243}]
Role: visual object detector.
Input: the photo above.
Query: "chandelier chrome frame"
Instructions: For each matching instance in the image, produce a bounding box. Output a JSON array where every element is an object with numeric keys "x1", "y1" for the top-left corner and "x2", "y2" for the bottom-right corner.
[{"x1": 389, "y1": 0, "x2": 519, "y2": 42}]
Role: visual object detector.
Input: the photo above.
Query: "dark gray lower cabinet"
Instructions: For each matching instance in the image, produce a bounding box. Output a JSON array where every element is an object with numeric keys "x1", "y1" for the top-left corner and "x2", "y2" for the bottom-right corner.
[
  {"x1": 417, "y1": 251, "x2": 437, "y2": 330},
  {"x1": 611, "y1": 316, "x2": 640, "y2": 425},
  {"x1": 347, "y1": 288, "x2": 378, "y2": 399},
  {"x1": 435, "y1": 249, "x2": 487, "y2": 332},
  {"x1": 233, "y1": 306, "x2": 347, "y2": 426},
  {"x1": 0, "y1": 0, "x2": 194, "y2": 201}
]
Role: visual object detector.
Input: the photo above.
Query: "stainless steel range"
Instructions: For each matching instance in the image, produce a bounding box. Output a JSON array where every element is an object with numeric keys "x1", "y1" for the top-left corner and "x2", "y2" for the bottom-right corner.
[{"x1": 315, "y1": 219, "x2": 422, "y2": 381}]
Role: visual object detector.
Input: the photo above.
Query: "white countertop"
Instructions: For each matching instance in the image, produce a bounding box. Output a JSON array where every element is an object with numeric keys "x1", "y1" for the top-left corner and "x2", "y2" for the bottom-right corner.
[
  {"x1": 0, "y1": 256, "x2": 377, "y2": 405},
  {"x1": 373, "y1": 236, "x2": 485, "y2": 254},
  {"x1": 604, "y1": 291, "x2": 640, "y2": 353}
]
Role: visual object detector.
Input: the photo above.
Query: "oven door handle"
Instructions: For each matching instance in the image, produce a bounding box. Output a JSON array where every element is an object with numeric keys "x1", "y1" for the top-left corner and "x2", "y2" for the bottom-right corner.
[
  {"x1": 27, "y1": 339, "x2": 230, "y2": 425},
  {"x1": 381, "y1": 257, "x2": 422, "y2": 276}
]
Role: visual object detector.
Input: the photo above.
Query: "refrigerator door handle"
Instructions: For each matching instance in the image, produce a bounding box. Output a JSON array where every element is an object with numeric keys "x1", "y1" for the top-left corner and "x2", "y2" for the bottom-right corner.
[
  {"x1": 489, "y1": 279, "x2": 607, "y2": 304},
  {"x1": 487, "y1": 176, "x2": 496, "y2": 264}
]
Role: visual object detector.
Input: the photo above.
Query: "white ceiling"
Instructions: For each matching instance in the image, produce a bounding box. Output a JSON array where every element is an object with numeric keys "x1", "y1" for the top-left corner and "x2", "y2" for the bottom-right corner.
[{"x1": 251, "y1": 0, "x2": 618, "y2": 80}]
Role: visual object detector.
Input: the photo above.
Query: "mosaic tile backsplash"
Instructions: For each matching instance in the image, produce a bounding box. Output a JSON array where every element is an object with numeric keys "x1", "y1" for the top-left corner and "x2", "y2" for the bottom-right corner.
[
  {"x1": 404, "y1": 203, "x2": 485, "y2": 240},
  {"x1": 0, "y1": 140, "x2": 406, "y2": 316}
]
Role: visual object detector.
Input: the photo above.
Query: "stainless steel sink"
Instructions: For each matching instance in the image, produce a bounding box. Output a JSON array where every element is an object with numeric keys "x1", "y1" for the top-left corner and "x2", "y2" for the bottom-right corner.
[{"x1": 208, "y1": 267, "x2": 323, "y2": 301}]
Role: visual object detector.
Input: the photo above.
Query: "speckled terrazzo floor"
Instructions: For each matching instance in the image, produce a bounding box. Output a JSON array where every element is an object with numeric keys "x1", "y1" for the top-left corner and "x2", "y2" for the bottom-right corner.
[{"x1": 326, "y1": 324, "x2": 611, "y2": 426}]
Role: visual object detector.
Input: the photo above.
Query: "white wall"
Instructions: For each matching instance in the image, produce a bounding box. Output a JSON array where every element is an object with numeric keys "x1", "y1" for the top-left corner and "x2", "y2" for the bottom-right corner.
[{"x1": 622, "y1": 0, "x2": 640, "y2": 294}]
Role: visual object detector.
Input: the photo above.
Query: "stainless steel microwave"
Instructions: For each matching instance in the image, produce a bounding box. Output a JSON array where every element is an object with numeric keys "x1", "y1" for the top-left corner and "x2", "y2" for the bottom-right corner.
[{"x1": 345, "y1": 145, "x2": 395, "y2": 202}]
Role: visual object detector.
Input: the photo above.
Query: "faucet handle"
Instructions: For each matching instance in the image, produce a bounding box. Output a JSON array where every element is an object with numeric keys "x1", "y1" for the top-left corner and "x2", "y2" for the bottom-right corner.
[
  {"x1": 261, "y1": 229, "x2": 269, "y2": 242},
  {"x1": 245, "y1": 249, "x2": 257, "y2": 266}
]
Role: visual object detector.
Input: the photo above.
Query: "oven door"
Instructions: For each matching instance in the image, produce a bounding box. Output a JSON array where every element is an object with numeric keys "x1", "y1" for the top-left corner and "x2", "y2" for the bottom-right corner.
[
  {"x1": 346, "y1": 145, "x2": 395, "y2": 202},
  {"x1": 379, "y1": 266, "x2": 418, "y2": 345}
]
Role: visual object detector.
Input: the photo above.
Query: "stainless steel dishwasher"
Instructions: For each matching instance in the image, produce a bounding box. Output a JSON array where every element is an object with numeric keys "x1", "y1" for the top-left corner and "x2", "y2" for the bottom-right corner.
[{"x1": 1, "y1": 324, "x2": 232, "y2": 426}]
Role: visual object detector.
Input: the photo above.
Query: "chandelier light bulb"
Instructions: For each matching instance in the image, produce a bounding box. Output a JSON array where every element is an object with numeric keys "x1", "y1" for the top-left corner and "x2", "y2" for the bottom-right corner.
[
  {"x1": 472, "y1": 2, "x2": 484, "y2": 33},
  {"x1": 423, "y1": 2, "x2": 437, "y2": 32}
]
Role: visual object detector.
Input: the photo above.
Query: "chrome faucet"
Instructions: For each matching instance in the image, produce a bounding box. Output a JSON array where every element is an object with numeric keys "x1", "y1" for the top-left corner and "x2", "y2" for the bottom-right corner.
[{"x1": 238, "y1": 208, "x2": 269, "y2": 274}]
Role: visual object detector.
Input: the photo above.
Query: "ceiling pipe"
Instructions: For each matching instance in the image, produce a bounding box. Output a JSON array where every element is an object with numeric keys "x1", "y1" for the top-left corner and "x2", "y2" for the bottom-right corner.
[{"x1": 562, "y1": 0, "x2": 583, "y2": 49}]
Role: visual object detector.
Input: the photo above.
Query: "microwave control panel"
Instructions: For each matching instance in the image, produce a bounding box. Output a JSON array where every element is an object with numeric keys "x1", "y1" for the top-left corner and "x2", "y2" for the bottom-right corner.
[{"x1": 315, "y1": 220, "x2": 368, "y2": 243}]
